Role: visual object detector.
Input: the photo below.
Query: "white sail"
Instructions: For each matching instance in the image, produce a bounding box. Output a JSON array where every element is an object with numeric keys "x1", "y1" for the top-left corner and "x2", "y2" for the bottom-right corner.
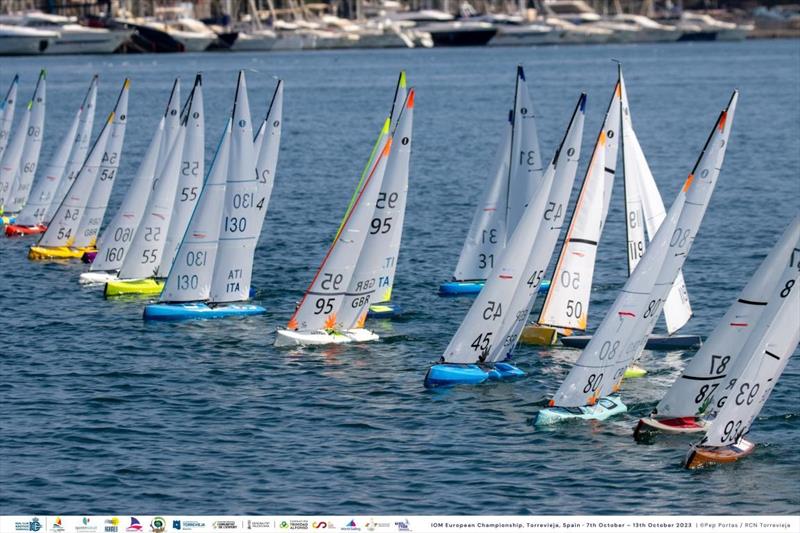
[
  {"x1": 287, "y1": 138, "x2": 392, "y2": 333},
  {"x1": 655, "y1": 215, "x2": 800, "y2": 419},
  {"x1": 208, "y1": 72, "x2": 258, "y2": 304},
  {"x1": 537, "y1": 132, "x2": 606, "y2": 332},
  {"x1": 90, "y1": 117, "x2": 165, "y2": 272},
  {"x1": 161, "y1": 120, "x2": 231, "y2": 302},
  {"x1": 16, "y1": 83, "x2": 89, "y2": 226},
  {"x1": 156, "y1": 79, "x2": 181, "y2": 178},
  {"x1": 339, "y1": 90, "x2": 414, "y2": 328},
  {"x1": 699, "y1": 258, "x2": 800, "y2": 448},
  {"x1": 0, "y1": 89, "x2": 32, "y2": 211},
  {"x1": 6, "y1": 71, "x2": 46, "y2": 213},
  {"x1": 507, "y1": 66, "x2": 544, "y2": 234},
  {"x1": 620, "y1": 72, "x2": 692, "y2": 334},
  {"x1": 452, "y1": 122, "x2": 511, "y2": 281},
  {"x1": 0, "y1": 75, "x2": 19, "y2": 162},
  {"x1": 489, "y1": 96, "x2": 587, "y2": 362},
  {"x1": 48, "y1": 76, "x2": 98, "y2": 220},
  {"x1": 36, "y1": 111, "x2": 114, "y2": 248},
  {"x1": 441, "y1": 94, "x2": 585, "y2": 365},
  {"x1": 599, "y1": 78, "x2": 621, "y2": 232},
  {"x1": 452, "y1": 66, "x2": 543, "y2": 282},
  {"x1": 72, "y1": 80, "x2": 129, "y2": 249},
  {"x1": 157, "y1": 76, "x2": 204, "y2": 278},
  {"x1": 552, "y1": 92, "x2": 738, "y2": 407},
  {"x1": 251, "y1": 80, "x2": 283, "y2": 240}
]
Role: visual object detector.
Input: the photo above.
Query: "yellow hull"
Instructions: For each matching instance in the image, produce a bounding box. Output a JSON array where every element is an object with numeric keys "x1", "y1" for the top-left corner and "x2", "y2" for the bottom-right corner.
[
  {"x1": 519, "y1": 324, "x2": 559, "y2": 346},
  {"x1": 28, "y1": 245, "x2": 95, "y2": 260},
  {"x1": 624, "y1": 365, "x2": 648, "y2": 378},
  {"x1": 104, "y1": 278, "x2": 164, "y2": 298}
]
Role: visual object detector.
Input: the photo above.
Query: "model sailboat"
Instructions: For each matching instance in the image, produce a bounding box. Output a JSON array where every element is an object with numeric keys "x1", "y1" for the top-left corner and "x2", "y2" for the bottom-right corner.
[
  {"x1": 439, "y1": 66, "x2": 546, "y2": 297},
  {"x1": 144, "y1": 73, "x2": 283, "y2": 321},
  {"x1": 0, "y1": 70, "x2": 45, "y2": 221},
  {"x1": 635, "y1": 215, "x2": 800, "y2": 439},
  {"x1": 523, "y1": 67, "x2": 700, "y2": 352},
  {"x1": 79, "y1": 80, "x2": 181, "y2": 283},
  {"x1": 274, "y1": 83, "x2": 414, "y2": 347},
  {"x1": 534, "y1": 92, "x2": 738, "y2": 425},
  {"x1": 684, "y1": 230, "x2": 800, "y2": 468},
  {"x1": 424, "y1": 94, "x2": 585, "y2": 387},
  {"x1": 28, "y1": 79, "x2": 130, "y2": 261},
  {"x1": 104, "y1": 75, "x2": 201, "y2": 297},
  {"x1": 7, "y1": 76, "x2": 97, "y2": 237}
]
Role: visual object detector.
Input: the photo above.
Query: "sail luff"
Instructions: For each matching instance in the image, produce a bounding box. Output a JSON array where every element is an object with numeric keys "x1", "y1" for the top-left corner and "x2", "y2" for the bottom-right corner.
[{"x1": 0, "y1": 74, "x2": 19, "y2": 163}]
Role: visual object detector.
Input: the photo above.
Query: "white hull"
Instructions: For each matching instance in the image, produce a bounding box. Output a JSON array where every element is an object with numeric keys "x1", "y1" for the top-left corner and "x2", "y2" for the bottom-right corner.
[
  {"x1": 0, "y1": 33, "x2": 54, "y2": 55},
  {"x1": 79, "y1": 271, "x2": 118, "y2": 285},
  {"x1": 44, "y1": 30, "x2": 131, "y2": 54},
  {"x1": 231, "y1": 32, "x2": 277, "y2": 51},
  {"x1": 274, "y1": 327, "x2": 379, "y2": 347},
  {"x1": 174, "y1": 34, "x2": 214, "y2": 52}
]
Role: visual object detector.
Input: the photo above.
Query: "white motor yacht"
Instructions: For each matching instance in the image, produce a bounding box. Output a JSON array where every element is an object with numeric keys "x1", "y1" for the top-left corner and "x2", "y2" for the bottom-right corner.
[
  {"x1": 2, "y1": 12, "x2": 131, "y2": 54},
  {"x1": 0, "y1": 23, "x2": 58, "y2": 55}
]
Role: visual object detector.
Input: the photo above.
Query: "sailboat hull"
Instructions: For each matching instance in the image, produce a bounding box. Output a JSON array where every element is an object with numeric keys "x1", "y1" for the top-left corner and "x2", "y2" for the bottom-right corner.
[
  {"x1": 5, "y1": 223, "x2": 46, "y2": 236},
  {"x1": 560, "y1": 333, "x2": 702, "y2": 350},
  {"x1": 79, "y1": 271, "x2": 118, "y2": 286},
  {"x1": 519, "y1": 324, "x2": 560, "y2": 345},
  {"x1": 684, "y1": 439, "x2": 755, "y2": 469},
  {"x1": 1, "y1": 215, "x2": 15, "y2": 224},
  {"x1": 634, "y1": 416, "x2": 707, "y2": 442},
  {"x1": 439, "y1": 279, "x2": 550, "y2": 296},
  {"x1": 273, "y1": 328, "x2": 379, "y2": 347},
  {"x1": 534, "y1": 395, "x2": 627, "y2": 425},
  {"x1": 366, "y1": 302, "x2": 402, "y2": 319},
  {"x1": 104, "y1": 278, "x2": 164, "y2": 298},
  {"x1": 81, "y1": 250, "x2": 97, "y2": 263},
  {"x1": 624, "y1": 365, "x2": 648, "y2": 378},
  {"x1": 144, "y1": 302, "x2": 266, "y2": 321},
  {"x1": 423, "y1": 362, "x2": 525, "y2": 388},
  {"x1": 28, "y1": 245, "x2": 94, "y2": 260}
]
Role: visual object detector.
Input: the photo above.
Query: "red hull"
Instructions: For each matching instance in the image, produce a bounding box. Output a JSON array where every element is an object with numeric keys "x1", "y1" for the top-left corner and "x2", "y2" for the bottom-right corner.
[{"x1": 5, "y1": 223, "x2": 47, "y2": 237}]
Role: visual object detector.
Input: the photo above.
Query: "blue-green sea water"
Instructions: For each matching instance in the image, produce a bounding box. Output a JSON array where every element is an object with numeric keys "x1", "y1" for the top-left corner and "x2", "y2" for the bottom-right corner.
[{"x1": 1, "y1": 39, "x2": 799, "y2": 514}]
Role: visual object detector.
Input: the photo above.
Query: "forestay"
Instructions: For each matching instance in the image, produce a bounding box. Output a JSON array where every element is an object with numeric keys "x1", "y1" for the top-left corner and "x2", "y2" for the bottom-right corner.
[
  {"x1": 620, "y1": 72, "x2": 692, "y2": 334},
  {"x1": 286, "y1": 138, "x2": 392, "y2": 333},
  {"x1": 6, "y1": 70, "x2": 46, "y2": 213},
  {"x1": 552, "y1": 92, "x2": 738, "y2": 407},
  {"x1": 90, "y1": 116, "x2": 166, "y2": 272},
  {"x1": 441, "y1": 94, "x2": 585, "y2": 365},
  {"x1": 0, "y1": 75, "x2": 19, "y2": 163},
  {"x1": 453, "y1": 66, "x2": 543, "y2": 282},
  {"x1": 699, "y1": 253, "x2": 800, "y2": 448},
  {"x1": 157, "y1": 75, "x2": 204, "y2": 278},
  {"x1": 16, "y1": 80, "x2": 92, "y2": 226},
  {"x1": 72, "y1": 79, "x2": 130, "y2": 249},
  {"x1": 48, "y1": 76, "x2": 98, "y2": 220},
  {"x1": 655, "y1": 214, "x2": 800, "y2": 419},
  {"x1": 160, "y1": 120, "x2": 231, "y2": 302},
  {"x1": 208, "y1": 72, "x2": 258, "y2": 303},
  {"x1": 36, "y1": 110, "x2": 114, "y2": 248},
  {"x1": 338, "y1": 90, "x2": 414, "y2": 328}
]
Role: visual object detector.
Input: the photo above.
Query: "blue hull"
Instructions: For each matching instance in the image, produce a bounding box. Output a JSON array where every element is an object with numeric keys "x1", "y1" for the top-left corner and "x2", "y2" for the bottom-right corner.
[
  {"x1": 143, "y1": 302, "x2": 266, "y2": 321},
  {"x1": 560, "y1": 333, "x2": 702, "y2": 350},
  {"x1": 367, "y1": 302, "x2": 402, "y2": 319},
  {"x1": 424, "y1": 362, "x2": 525, "y2": 388},
  {"x1": 438, "y1": 279, "x2": 549, "y2": 296}
]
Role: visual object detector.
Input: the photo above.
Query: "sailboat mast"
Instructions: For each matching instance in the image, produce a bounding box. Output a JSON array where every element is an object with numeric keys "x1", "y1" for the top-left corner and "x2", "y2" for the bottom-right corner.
[
  {"x1": 618, "y1": 64, "x2": 636, "y2": 277},
  {"x1": 504, "y1": 69, "x2": 521, "y2": 242}
]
